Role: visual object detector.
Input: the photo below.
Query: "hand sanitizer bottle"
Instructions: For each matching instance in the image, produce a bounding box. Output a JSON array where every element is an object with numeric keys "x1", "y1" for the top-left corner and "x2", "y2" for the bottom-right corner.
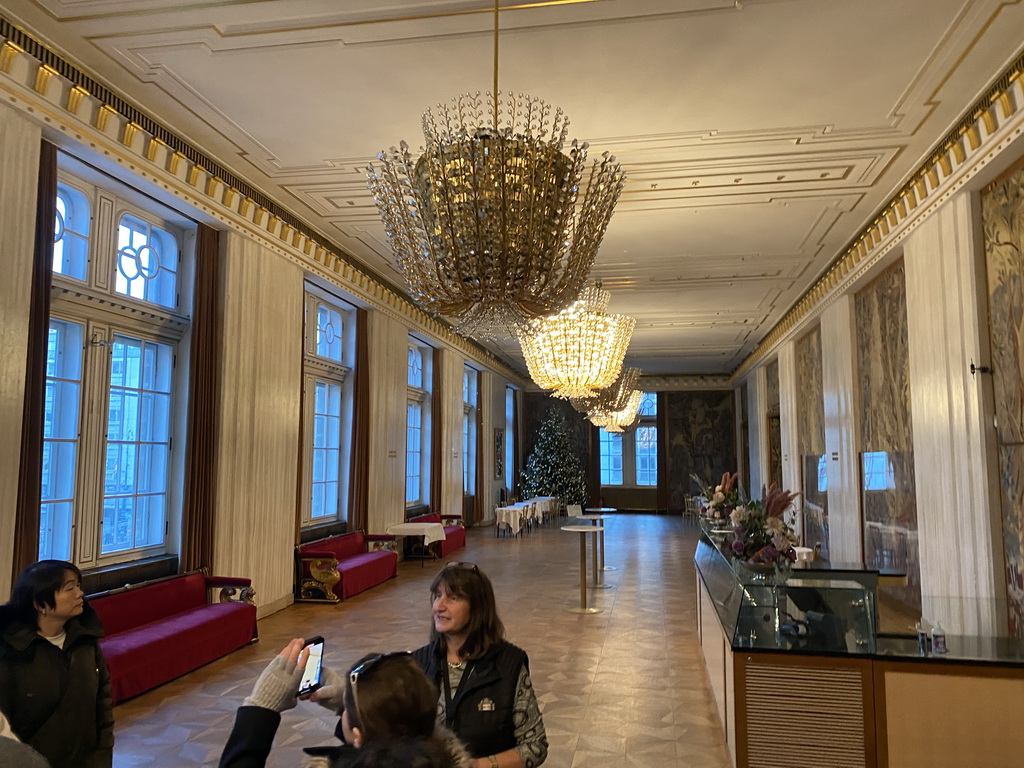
[{"x1": 931, "y1": 623, "x2": 948, "y2": 654}]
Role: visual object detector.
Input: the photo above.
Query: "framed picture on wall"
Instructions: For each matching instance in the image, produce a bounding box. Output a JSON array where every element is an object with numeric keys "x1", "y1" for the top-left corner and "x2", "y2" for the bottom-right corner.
[{"x1": 494, "y1": 428, "x2": 504, "y2": 479}]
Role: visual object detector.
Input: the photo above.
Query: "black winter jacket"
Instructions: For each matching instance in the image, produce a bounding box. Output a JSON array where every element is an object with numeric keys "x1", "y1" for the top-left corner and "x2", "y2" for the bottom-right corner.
[
  {"x1": 0, "y1": 602, "x2": 113, "y2": 768},
  {"x1": 412, "y1": 640, "x2": 526, "y2": 759},
  {"x1": 219, "y1": 705, "x2": 471, "y2": 768}
]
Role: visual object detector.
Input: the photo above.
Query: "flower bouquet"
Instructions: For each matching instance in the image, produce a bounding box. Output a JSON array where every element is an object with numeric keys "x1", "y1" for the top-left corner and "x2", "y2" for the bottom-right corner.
[
  {"x1": 692, "y1": 471, "x2": 743, "y2": 525},
  {"x1": 728, "y1": 484, "x2": 800, "y2": 572}
]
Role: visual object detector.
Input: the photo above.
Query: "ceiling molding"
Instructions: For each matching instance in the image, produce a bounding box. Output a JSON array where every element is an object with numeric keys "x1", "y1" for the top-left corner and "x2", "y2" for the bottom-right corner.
[
  {"x1": 0, "y1": 15, "x2": 529, "y2": 387},
  {"x1": 733, "y1": 46, "x2": 1024, "y2": 381}
]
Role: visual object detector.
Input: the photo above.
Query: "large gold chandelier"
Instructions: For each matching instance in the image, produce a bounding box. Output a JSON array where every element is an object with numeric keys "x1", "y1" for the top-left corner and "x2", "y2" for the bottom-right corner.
[
  {"x1": 519, "y1": 286, "x2": 634, "y2": 399},
  {"x1": 366, "y1": 2, "x2": 625, "y2": 336}
]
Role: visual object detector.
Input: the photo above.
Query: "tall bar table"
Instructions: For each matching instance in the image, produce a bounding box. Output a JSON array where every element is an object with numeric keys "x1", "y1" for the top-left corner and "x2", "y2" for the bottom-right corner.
[
  {"x1": 561, "y1": 524, "x2": 603, "y2": 614},
  {"x1": 579, "y1": 515, "x2": 613, "y2": 588},
  {"x1": 584, "y1": 507, "x2": 617, "y2": 572}
]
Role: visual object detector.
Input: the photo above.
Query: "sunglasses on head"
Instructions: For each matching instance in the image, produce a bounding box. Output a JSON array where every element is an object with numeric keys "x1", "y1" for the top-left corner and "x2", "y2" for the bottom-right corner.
[
  {"x1": 348, "y1": 651, "x2": 412, "y2": 727},
  {"x1": 442, "y1": 561, "x2": 479, "y2": 573}
]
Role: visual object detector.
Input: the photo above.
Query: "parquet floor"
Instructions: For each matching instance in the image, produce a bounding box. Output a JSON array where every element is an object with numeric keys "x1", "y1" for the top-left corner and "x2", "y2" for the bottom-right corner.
[{"x1": 112, "y1": 515, "x2": 731, "y2": 768}]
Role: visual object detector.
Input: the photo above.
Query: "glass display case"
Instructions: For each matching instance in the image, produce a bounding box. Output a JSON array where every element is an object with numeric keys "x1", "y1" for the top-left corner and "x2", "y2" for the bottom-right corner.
[{"x1": 695, "y1": 534, "x2": 876, "y2": 653}]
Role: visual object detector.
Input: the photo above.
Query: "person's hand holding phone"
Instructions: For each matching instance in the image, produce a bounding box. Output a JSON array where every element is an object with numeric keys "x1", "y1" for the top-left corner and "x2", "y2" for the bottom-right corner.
[
  {"x1": 243, "y1": 638, "x2": 312, "y2": 714},
  {"x1": 297, "y1": 636, "x2": 325, "y2": 696}
]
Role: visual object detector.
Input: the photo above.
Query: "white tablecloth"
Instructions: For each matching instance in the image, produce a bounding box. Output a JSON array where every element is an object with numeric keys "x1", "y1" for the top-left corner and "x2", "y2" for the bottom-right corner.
[
  {"x1": 528, "y1": 497, "x2": 559, "y2": 517},
  {"x1": 495, "y1": 504, "x2": 531, "y2": 535},
  {"x1": 386, "y1": 522, "x2": 447, "y2": 544}
]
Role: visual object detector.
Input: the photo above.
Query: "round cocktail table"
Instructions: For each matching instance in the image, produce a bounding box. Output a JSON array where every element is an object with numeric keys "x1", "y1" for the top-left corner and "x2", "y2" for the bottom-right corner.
[{"x1": 561, "y1": 525, "x2": 603, "y2": 614}]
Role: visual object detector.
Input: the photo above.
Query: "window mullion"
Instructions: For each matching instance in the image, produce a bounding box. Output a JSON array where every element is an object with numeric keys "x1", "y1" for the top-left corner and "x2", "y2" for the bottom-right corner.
[{"x1": 73, "y1": 320, "x2": 112, "y2": 568}]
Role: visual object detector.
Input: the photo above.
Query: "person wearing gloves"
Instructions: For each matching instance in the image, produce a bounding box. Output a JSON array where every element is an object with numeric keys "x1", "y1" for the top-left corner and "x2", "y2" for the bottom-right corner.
[
  {"x1": 412, "y1": 562, "x2": 548, "y2": 768},
  {"x1": 0, "y1": 560, "x2": 113, "y2": 768},
  {"x1": 219, "y1": 639, "x2": 472, "y2": 768}
]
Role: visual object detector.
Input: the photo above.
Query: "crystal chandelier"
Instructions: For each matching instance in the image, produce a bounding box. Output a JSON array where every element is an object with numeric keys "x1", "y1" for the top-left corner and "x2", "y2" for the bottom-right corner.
[
  {"x1": 519, "y1": 285, "x2": 635, "y2": 399},
  {"x1": 366, "y1": 1, "x2": 625, "y2": 336},
  {"x1": 570, "y1": 366, "x2": 640, "y2": 416},
  {"x1": 589, "y1": 389, "x2": 642, "y2": 433}
]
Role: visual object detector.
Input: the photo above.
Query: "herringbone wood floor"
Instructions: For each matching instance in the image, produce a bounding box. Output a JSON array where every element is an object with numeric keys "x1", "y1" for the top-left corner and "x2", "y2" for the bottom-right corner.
[{"x1": 112, "y1": 515, "x2": 732, "y2": 768}]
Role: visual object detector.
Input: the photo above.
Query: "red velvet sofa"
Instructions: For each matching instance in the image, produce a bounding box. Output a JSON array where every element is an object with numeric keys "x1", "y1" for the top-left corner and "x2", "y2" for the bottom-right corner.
[
  {"x1": 409, "y1": 513, "x2": 466, "y2": 557},
  {"x1": 89, "y1": 571, "x2": 257, "y2": 703},
  {"x1": 296, "y1": 530, "x2": 398, "y2": 602}
]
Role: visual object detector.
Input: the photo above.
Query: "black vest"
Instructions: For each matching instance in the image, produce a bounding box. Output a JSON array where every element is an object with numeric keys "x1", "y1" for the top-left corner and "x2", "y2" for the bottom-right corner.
[{"x1": 412, "y1": 640, "x2": 527, "y2": 759}]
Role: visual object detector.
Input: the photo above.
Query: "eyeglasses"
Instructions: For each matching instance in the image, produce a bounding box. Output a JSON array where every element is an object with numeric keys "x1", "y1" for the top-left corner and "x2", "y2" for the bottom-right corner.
[{"x1": 348, "y1": 651, "x2": 412, "y2": 728}]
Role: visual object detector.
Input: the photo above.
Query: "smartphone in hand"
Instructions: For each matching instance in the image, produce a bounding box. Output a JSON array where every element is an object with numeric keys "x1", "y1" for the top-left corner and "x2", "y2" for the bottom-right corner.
[{"x1": 297, "y1": 636, "x2": 325, "y2": 696}]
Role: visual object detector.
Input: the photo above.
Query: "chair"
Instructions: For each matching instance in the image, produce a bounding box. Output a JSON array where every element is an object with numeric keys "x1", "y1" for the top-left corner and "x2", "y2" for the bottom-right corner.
[
  {"x1": 683, "y1": 496, "x2": 699, "y2": 521},
  {"x1": 566, "y1": 503, "x2": 583, "y2": 519}
]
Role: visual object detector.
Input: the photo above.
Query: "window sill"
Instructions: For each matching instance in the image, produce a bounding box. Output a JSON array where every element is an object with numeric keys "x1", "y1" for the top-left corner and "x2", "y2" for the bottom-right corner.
[{"x1": 82, "y1": 554, "x2": 178, "y2": 596}]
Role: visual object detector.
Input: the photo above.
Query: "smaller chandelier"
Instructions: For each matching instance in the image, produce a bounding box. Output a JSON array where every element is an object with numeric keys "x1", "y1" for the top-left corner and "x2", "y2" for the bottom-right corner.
[
  {"x1": 571, "y1": 366, "x2": 640, "y2": 415},
  {"x1": 589, "y1": 389, "x2": 642, "y2": 433},
  {"x1": 519, "y1": 285, "x2": 634, "y2": 399}
]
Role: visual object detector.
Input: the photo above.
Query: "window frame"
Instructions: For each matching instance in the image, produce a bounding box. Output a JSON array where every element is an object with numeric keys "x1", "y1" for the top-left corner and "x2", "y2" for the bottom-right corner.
[
  {"x1": 598, "y1": 391, "x2": 659, "y2": 489},
  {"x1": 44, "y1": 162, "x2": 195, "y2": 568},
  {"x1": 300, "y1": 287, "x2": 356, "y2": 529},
  {"x1": 405, "y1": 340, "x2": 433, "y2": 508}
]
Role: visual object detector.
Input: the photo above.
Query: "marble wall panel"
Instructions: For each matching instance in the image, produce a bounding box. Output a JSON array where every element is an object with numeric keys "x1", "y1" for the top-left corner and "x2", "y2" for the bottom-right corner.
[
  {"x1": 795, "y1": 325, "x2": 828, "y2": 556},
  {"x1": 665, "y1": 390, "x2": 737, "y2": 511},
  {"x1": 855, "y1": 261, "x2": 920, "y2": 610},
  {"x1": 982, "y1": 164, "x2": 1024, "y2": 634}
]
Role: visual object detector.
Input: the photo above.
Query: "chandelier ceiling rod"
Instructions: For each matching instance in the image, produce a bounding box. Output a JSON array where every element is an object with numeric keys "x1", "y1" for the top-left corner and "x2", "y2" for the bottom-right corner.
[{"x1": 493, "y1": 0, "x2": 500, "y2": 126}]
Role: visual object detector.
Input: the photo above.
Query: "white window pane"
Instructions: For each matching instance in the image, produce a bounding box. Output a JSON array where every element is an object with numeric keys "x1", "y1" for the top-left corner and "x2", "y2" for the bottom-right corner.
[
  {"x1": 134, "y1": 495, "x2": 165, "y2": 548},
  {"x1": 137, "y1": 444, "x2": 168, "y2": 493},
  {"x1": 54, "y1": 184, "x2": 90, "y2": 281},
  {"x1": 45, "y1": 380, "x2": 81, "y2": 440},
  {"x1": 41, "y1": 442, "x2": 77, "y2": 501},
  {"x1": 39, "y1": 502, "x2": 73, "y2": 560},
  {"x1": 311, "y1": 483, "x2": 325, "y2": 518},
  {"x1": 115, "y1": 215, "x2": 179, "y2": 309},
  {"x1": 322, "y1": 482, "x2": 339, "y2": 518},
  {"x1": 102, "y1": 497, "x2": 133, "y2": 552}
]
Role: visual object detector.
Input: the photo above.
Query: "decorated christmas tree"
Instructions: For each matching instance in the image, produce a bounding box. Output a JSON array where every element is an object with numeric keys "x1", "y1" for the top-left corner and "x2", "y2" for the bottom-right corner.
[{"x1": 520, "y1": 408, "x2": 588, "y2": 504}]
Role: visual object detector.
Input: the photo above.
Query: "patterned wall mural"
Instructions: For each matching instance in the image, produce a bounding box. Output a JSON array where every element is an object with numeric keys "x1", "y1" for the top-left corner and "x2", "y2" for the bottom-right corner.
[
  {"x1": 765, "y1": 359, "x2": 782, "y2": 488},
  {"x1": 665, "y1": 390, "x2": 736, "y2": 512},
  {"x1": 795, "y1": 325, "x2": 829, "y2": 557},
  {"x1": 982, "y1": 162, "x2": 1024, "y2": 636},
  {"x1": 855, "y1": 261, "x2": 920, "y2": 611}
]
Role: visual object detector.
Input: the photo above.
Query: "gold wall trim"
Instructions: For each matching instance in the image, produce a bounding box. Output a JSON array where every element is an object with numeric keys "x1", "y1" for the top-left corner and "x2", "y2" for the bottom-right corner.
[
  {"x1": 0, "y1": 13, "x2": 525, "y2": 386},
  {"x1": 734, "y1": 45, "x2": 1024, "y2": 382}
]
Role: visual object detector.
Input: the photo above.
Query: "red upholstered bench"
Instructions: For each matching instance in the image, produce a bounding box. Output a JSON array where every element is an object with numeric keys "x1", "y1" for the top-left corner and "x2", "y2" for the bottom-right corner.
[
  {"x1": 89, "y1": 571, "x2": 257, "y2": 703},
  {"x1": 296, "y1": 530, "x2": 398, "y2": 602},
  {"x1": 409, "y1": 513, "x2": 466, "y2": 557}
]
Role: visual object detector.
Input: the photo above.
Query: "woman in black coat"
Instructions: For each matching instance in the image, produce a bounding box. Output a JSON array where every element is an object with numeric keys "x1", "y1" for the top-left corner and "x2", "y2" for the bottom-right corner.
[{"x1": 0, "y1": 560, "x2": 114, "y2": 768}]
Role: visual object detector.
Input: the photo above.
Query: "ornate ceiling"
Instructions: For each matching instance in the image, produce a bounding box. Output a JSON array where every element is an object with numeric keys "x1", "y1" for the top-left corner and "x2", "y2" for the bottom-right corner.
[{"x1": 4, "y1": 0, "x2": 1024, "y2": 375}]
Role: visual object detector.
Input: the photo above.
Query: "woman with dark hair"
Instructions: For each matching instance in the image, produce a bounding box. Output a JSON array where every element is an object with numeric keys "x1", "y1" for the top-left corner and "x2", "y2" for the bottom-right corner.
[
  {"x1": 0, "y1": 560, "x2": 113, "y2": 768},
  {"x1": 412, "y1": 562, "x2": 547, "y2": 768},
  {"x1": 219, "y1": 640, "x2": 471, "y2": 768}
]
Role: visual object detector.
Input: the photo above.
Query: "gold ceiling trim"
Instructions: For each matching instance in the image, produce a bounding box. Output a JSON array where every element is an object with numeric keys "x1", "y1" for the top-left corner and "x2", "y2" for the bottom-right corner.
[
  {"x1": 733, "y1": 45, "x2": 1024, "y2": 383},
  {"x1": 640, "y1": 375, "x2": 733, "y2": 391},
  {"x1": 0, "y1": 13, "x2": 527, "y2": 386}
]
